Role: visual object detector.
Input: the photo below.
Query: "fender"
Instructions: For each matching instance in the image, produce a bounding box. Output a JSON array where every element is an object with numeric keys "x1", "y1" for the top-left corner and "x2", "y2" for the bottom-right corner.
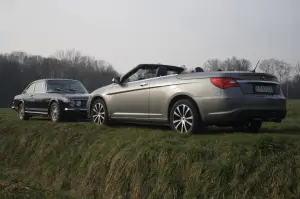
[
  {"x1": 87, "y1": 94, "x2": 108, "y2": 117},
  {"x1": 14, "y1": 99, "x2": 25, "y2": 111},
  {"x1": 47, "y1": 98, "x2": 61, "y2": 114}
]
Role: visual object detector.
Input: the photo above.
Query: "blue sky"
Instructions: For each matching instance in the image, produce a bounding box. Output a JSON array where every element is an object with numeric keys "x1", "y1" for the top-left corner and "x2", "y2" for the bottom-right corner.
[{"x1": 0, "y1": 0, "x2": 299, "y2": 73}]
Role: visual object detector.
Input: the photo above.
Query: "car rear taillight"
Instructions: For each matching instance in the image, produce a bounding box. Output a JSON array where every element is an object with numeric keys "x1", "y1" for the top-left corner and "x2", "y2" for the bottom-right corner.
[{"x1": 210, "y1": 77, "x2": 239, "y2": 89}]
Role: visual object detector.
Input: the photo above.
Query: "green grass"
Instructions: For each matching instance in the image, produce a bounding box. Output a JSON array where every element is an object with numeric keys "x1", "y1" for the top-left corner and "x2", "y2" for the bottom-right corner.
[
  {"x1": 0, "y1": 100, "x2": 300, "y2": 199},
  {"x1": 0, "y1": 168, "x2": 77, "y2": 199}
]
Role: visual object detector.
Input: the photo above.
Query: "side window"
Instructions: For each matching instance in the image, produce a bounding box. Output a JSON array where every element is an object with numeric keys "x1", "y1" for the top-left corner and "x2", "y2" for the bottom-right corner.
[
  {"x1": 125, "y1": 68, "x2": 157, "y2": 83},
  {"x1": 167, "y1": 70, "x2": 178, "y2": 75},
  {"x1": 24, "y1": 83, "x2": 35, "y2": 94},
  {"x1": 165, "y1": 68, "x2": 180, "y2": 76},
  {"x1": 34, "y1": 81, "x2": 46, "y2": 93}
]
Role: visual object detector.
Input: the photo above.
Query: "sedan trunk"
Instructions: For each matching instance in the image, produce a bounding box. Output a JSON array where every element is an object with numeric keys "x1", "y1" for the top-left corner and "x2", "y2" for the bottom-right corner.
[{"x1": 223, "y1": 72, "x2": 281, "y2": 95}]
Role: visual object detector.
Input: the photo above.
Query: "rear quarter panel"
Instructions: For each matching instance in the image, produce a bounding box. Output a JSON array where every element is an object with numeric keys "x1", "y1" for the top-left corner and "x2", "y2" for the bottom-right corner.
[
  {"x1": 149, "y1": 75, "x2": 222, "y2": 121},
  {"x1": 175, "y1": 72, "x2": 286, "y2": 121}
]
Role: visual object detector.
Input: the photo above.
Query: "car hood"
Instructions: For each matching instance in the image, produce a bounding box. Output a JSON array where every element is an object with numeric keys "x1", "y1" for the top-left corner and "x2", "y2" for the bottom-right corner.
[
  {"x1": 91, "y1": 84, "x2": 113, "y2": 95},
  {"x1": 14, "y1": 94, "x2": 22, "y2": 100}
]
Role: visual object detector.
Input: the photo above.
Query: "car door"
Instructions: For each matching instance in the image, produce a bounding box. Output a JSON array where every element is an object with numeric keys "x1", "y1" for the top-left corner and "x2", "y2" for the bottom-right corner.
[
  {"x1": 108, "y1": 68, "x2": 154, "y2": 120},
  {"x1": 22, "y1": 82, "x2": 36, "y2": 111},
  {"x1": 32, "y1": 80, "x2": 48, "y2": 113},
  {"x1": 148, "y1": 68, "x2": 181, "y2": 121}
]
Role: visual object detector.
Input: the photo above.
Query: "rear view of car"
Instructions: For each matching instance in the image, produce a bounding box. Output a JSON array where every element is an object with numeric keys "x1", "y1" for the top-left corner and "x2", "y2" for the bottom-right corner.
[
  {"x1": 202, "y1": 72, "x2": 286, "y2": 131},
  {"x1": 87, "y1": 63, "x2": 286, "y2": 134}
]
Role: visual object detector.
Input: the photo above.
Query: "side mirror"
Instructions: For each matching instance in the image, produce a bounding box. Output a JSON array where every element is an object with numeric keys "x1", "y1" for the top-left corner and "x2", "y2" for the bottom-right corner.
[{"x1": 112, "y1": 77, "x2": 121, "y2": 84}]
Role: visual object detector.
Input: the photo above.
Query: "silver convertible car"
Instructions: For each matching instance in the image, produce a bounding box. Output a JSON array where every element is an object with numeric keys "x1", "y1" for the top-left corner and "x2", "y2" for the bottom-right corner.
[{"x1": 87, "y1": 64, "x2": 286, "y2": 134}]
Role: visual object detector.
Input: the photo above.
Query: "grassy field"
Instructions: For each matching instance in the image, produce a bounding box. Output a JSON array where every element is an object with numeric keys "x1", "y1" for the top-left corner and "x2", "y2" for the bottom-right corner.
[{"x1": 0, "y1": 100, "x2": 300, "y2": 199}]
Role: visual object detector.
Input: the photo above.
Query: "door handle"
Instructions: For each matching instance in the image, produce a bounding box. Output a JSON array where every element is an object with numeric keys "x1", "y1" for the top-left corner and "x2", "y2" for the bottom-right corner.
[
  {"x1": 30, "y1": 94, "x2": 34, "y2": 97},
  {"x1": 140, "y1": 83, "x2": 148, "y2": 86}
]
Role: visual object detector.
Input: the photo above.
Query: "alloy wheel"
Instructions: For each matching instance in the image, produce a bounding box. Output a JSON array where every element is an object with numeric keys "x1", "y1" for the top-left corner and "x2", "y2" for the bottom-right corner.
[
  {"x1": 51, "y1": 104, "x2": 59, "y2": 122},
  {"x1": 172, "y1": 104, "x2": 194, "y2": 133},
  {"x1": 19, "y1": 105, "x2": 25, "y2": 120},
  {"x1": 92, "y1": 103, "x2": 105, "y2": 125}
]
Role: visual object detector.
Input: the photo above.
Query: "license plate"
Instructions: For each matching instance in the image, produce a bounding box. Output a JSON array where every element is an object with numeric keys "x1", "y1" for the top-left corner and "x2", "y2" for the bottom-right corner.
[{"x1": 254, "y1": 85, "x2": 273, "y2": 93}]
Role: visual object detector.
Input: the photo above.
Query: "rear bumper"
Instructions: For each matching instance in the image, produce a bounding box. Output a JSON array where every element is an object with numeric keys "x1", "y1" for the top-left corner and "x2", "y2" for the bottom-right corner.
[
  {"x1": 205, "y1": 109, "x2": 286, "y2": 125},
  {"x1": 195, "y1": 95, "x2": 287, "y2": 125}
]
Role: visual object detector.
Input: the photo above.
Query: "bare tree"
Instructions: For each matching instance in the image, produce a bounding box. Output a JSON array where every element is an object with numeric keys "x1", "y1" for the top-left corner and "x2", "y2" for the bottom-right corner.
[
  {"x1": 275, "y1": 60, "x2": 291, "y2": 83},
  {"x1": 203, "y1": 57, "x2": 251, "y2": 71},
  {"x1": 239, "y1": 59, "x2": 252, "y2": 71},
  {"x1": 258, "y1": 59, "x2": 278, "y2": 75},
  {"x1": 259, "y1": 59, "x2": 291, "y2": 82},
  {"x1": 51, "y1": 49, "x2": 82, "y2": 64},
  {"x1": 295, "y1": 62, "x2": 300, "y2": 74},
  {"x1": 0, "y1": 50, "x2": 118, "y2": 107},
  {"x1": 203, "y1": 59, "x2": 222, "y2": 71}
]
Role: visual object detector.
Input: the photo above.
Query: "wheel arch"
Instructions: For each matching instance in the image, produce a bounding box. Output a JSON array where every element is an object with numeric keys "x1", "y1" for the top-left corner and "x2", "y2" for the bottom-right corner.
[
  {"x1": 17, "y1": 100, "x2": 25, "y2": 108},
  {"x1": 89, "y1": 95, "x2": 108, "y2": 115},
  {"x1": 47, "y1": 99, "x2": 60, "y2": 115},
  {"x1": 167, "y1": 94, "x2": 202, "y2": 122},
  {"x1": 16, "y1": 100, "x2": 25, "y2": 112}
]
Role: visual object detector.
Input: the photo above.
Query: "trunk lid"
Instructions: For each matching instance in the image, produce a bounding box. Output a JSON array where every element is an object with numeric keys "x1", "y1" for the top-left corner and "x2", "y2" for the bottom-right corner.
[{"x1": 223, "y1": 72, "x2": 280, "y2": 94}]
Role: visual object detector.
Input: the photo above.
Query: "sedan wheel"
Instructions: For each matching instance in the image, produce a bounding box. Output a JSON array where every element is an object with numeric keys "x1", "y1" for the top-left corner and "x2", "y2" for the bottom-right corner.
[
  {"x1": 170, "y1": 99, "x2": 202, "y2": 134},
  {"x1": 18, "y1": 103, "x2": 29, "y2": 120},
  {"x1": 91, "y1": 99, "x2": 109, "y2": 125},
  {"x1": 247, "y1": 120, "x2": 262, "y2": 133},
  {"x1": 50, "y1": 102, "x2": 61, "y2": 122},
  {"x1": 173, "y1": 104, "x2": 194, "y2": 133}
]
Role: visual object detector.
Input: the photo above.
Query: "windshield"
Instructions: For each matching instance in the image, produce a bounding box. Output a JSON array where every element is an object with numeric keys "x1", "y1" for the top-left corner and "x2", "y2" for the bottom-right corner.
[{"x1": 46, "y1": 80, "x2": 88, "y2": 94}]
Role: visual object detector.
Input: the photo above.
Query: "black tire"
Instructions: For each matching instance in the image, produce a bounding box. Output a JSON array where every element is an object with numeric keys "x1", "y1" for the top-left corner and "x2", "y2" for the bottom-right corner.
[
  {"x1": 170, "y1": 99, "x2": 203, "y2": 134},
  {"x1": 232, "y1": 121, "x2": 248, "y2": 132},
  {"x1": 18, "y1": 103, "x2": 29, "y2": 120},
  {"x1": 247, "y1": 120, "x2": 262, "y2": 133},
  {"x1": 50, "y1": 102, "x2": 62, "y2": 122},
  {"x1": 232, "y1": 125, "x2": 245, "y2": 132},
  {"x1": 90, "y1": 99, "x2": 110, "y2": 125}
]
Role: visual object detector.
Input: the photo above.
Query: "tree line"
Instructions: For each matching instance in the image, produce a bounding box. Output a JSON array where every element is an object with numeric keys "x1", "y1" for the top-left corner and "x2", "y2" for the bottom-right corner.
[
  {"x1": 0, "y1": 50, "x2": 119, "y2": 107},
  {"x1": 203, "y1": 56, "x2": 300, "y2": 99},
  {"x1": 0, "y1": 51, "x2": 299, "y2": 107}
]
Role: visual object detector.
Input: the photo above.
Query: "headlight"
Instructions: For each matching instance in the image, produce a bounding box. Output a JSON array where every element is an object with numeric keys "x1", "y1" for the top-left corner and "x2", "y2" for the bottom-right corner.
[
  {"x1": 75, "y1": 100, "x2": 82, "y2": 107},
  {"x1": 62, "y1": 98, "x2": 75, "y2": 106},
  {"x1": 62, "y1": 98, "x2": 70, "y2": 103},
  {"x1": 69, "y1": 100, "x2": 75, "y2": 107}
]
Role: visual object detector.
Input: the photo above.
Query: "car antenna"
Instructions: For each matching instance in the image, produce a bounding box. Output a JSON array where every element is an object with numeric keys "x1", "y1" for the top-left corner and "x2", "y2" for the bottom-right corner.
[{"x1": 251, "y1": 60, "x2": 260, "y2": 72}]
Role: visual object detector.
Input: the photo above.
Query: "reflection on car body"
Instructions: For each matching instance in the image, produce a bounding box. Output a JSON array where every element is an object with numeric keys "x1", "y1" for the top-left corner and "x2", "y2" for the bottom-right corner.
[
  {"x1": 87, "y1": 64, "x2": 287, "y2": 134},
  {"x1": 12, "y1": 79, "x2": 90, "y2": 122}
]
